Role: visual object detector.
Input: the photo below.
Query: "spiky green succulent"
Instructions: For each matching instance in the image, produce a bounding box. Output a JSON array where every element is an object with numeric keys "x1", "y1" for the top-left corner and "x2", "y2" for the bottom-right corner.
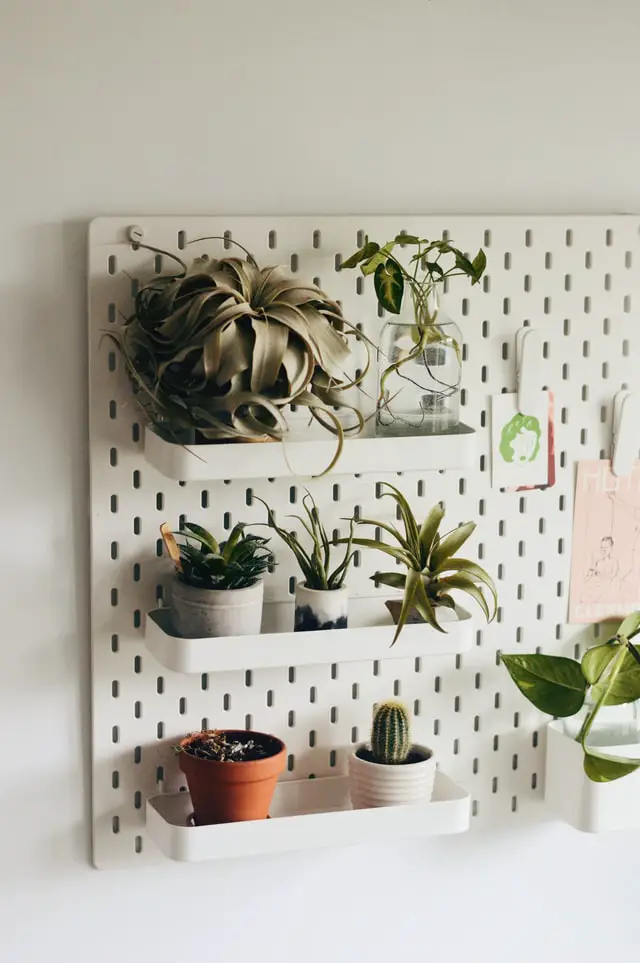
[
  {"x1": 112, "y1": 246, "x2": 366, "y2": 473},
  {"x1": 371, "y1": 701, "x2": 410, "y2": 765},
  {"x1": 160, "y1": 520, "x2": 274, "y2": 590},
  {"x1": 342, "y1": 482, "x2": 497, "y2": 643}
]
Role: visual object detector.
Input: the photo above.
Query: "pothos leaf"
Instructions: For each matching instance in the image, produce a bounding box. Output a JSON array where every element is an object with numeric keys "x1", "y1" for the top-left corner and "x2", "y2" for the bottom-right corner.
[
  {"x1": 501, "y1": 654, "x2": 587, "y2": 717},
  {"x1": 471, "y1": 249, "x2": 487, "y2": 283},
  {"x1": 583, "y1": 747, "x2": 640, "y2": 783},
  {"x1": 374, "y1": 260, "x2": 404, "y2": 314},
  {"x1": 617, "y1": 611, "x2": 640, "y2": 640}
]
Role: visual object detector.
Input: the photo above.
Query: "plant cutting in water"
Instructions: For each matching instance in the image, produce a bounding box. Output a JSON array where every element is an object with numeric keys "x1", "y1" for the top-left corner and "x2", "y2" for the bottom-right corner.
[
  {"x1": 255, "y1": 492, "x2": 356, "y2": 591},
  {"x1": 339, "y1": 483, "x2": 497, "y2": 643},
  {"x1": 110, "y1": 237, "x2": 368, "y2": 474},
  {"x1": 502, "y1": 611, "x2": 640, "y2": 782},
  {"x1": 160, "y1": 519, "x2": 274, "y2": 589},
  {"x1": 340, "y1": 233, "x2": 486, "y2": 431}
]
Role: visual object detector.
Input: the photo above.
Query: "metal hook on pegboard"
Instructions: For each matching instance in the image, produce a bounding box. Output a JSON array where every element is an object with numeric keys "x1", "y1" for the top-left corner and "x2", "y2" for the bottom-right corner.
[
  {"x1": 611, "y1": 390, "x2": 640, "y2": 476},
  {"x1": 515, "y1": 327, "x2": 541, "y2": 414}
]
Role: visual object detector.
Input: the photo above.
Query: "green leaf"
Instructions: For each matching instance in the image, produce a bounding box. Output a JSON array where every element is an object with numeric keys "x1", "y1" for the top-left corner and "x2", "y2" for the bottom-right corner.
[
  {"x1": 591, "y1": 649, "x2": 640, "y2": 706},
  {"x1": 394, "y1": 234, "x2": 421, "y2": 245},
  {"x1": 455, "y1": 252, "x2": 476, "y2": 277},
  {"x1": 391, "y1": 568, "x2": 421, "y2": 645},
  {"x1": 583, "y1": 747, "x2": 640, "y2": 783},
  {"x1": 182, "y1": 521, "x2": 219, "y2": 555},
  {"x1": 501, "y1": 654, "x2": 587, "y2": 717},
  {"x1": 426, "y1": 261, "x2": 444, "y2": 278},
  {"x1": 361, "y1": 251, "x2": 388, "y2": 277},
  {"x1": 413, "y1": 575, "x2": 445, "y2": 633},
  {"x1": 438, "y1": 574, "x2": 491, "y2": 622},
  {"x1": 347, "y1": 536, "x2": 414, "y2": 567},
  {"x1": 419, "y1": 504, "x2": 445, "y2": 566},
  {"x1": 432, "y1": 558, "x2": 497, "y2": 616},
  {"x1": 471, "y1": 249, "x2": 487, "y2": 284},
  {"x1": 581, "y1": 643, "x2": 618, "y2": 685},
  {"x1": 221, "y1": 523, "x2": 246, "y2": 562},
  {"x1": 374, "y1": 571, "x2": 407, "y2": 590},
  {"x1": 374, "y1": 260, "x2": 404, "y2": 314},
  {"x1": 379, "y1": 483, "x2": 420, "y2": 555},
  {"x1": 429, "y1": 522, "x2": 476, "y2": 570},
  {"x1": 617, "y1": 611, "x2": 640, "y2": 640},
  {"x1": 340, "y1": 240, "x2": 380, "y2": 270}
]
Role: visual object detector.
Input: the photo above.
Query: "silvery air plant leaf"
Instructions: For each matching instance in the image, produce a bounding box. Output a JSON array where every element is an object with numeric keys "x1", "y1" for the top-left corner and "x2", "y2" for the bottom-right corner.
[{"x1": 110, "y1": 246, "x2": 367, "y2": 474}]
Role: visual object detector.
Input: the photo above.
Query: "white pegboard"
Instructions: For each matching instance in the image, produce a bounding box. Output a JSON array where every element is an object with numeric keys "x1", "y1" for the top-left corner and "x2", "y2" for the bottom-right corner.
[{"x1": 89, "y1": 215, "x2": 639, "y2": 868}]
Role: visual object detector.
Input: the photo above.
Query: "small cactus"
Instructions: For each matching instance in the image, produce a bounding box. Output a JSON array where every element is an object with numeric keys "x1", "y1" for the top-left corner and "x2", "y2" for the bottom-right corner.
[{"x1": 371, "y1": 701, "x2": 410, "y2": 764}]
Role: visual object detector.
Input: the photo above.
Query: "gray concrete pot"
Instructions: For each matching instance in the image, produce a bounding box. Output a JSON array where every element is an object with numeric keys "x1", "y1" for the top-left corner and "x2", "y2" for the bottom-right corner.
[{"x1": 171, "y1": 577, "x2": 264, "y2": 639}]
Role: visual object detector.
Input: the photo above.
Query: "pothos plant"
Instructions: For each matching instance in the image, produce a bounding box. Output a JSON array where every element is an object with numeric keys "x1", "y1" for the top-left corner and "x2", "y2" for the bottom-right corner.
[
  {"x1": 502, "y1": 611, "x2": 640, "y2": 782},
  {"x1": 340, "y1": 233, "x2": 486, "y2": 406}
]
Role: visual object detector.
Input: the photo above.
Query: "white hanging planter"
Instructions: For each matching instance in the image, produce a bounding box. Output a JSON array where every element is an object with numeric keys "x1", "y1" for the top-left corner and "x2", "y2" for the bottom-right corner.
[{"x1": 545, "y1": 720, "x2": 640, "y2": 833}]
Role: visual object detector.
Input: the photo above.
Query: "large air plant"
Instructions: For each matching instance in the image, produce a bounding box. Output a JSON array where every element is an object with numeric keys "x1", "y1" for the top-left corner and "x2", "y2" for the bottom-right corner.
[{"x1": 112, "y1": 240, "x2": 366, "y2": 473}]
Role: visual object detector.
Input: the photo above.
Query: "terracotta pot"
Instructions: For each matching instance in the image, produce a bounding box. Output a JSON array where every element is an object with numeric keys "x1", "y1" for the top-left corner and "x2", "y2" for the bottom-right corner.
[{"x1": 178, "y1": 730, "x2": 286, "y2": 825}]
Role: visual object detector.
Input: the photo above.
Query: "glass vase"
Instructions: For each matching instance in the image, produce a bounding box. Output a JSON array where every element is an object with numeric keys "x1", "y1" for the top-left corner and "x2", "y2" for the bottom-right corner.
[{"x1": 376, "y1": 290, "x2": 462, "y2": 437}]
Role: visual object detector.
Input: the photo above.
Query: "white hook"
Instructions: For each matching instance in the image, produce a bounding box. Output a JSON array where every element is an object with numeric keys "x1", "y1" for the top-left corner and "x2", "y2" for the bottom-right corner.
[
  {"x1": 515, "y1": 328, "x2": 541, "y2": 415},
  {"x1": 612, "y1": 390, "x2": 640, "y2": 477},
  {"x1": 128, "y1": 225, "x2": 144, "y2": 244}
]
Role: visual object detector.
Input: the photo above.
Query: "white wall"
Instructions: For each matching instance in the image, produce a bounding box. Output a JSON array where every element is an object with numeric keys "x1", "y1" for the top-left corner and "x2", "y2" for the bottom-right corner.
[{"x1": 2, "y1": 1, "x2": 640, "y2": 960}]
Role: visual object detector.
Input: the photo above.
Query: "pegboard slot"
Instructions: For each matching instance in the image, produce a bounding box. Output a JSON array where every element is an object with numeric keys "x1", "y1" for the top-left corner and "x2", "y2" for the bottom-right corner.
[
  {"x1": 146, "y1": 771, "x2": 470, "y2": 862},
  {"x1": 144, "y1": 602, "x2": 474, "y2": 673}
]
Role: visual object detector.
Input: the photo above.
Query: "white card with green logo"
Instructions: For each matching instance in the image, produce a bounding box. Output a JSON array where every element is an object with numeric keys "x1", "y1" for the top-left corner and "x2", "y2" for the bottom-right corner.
[{"x1": 491, "y1": 391, "x2": 549, "y2": 489}]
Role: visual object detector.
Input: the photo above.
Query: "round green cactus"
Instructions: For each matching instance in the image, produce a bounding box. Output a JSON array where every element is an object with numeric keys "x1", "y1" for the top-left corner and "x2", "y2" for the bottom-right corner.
[{"x1": 371, "y1": 700, "x2": 410, "y2": 764}]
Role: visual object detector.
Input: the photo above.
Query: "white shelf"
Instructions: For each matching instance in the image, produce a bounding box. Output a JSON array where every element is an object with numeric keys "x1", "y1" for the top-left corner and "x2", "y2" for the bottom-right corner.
[
  {"x1": 545, "y1": 721, "x2": 640, "y2": 833},
  {"x1": 144, "y1": 423, "x2": 476, "y2": 481},
  {"x1": 144, "y1": 599, "x2": 473, "y2": 673},
  {"x1": 146, "y1": 770, "x2": 470, "y2": 862}
]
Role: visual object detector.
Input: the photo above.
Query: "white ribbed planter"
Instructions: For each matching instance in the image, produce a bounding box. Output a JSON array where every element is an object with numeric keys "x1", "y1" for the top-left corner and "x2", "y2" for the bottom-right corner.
[
  {"x1": 349, "y1": 744, "x2": 436, "y2": 809},
  {"x1": 294, "y1": 583, "x2": 348, "y2": 632},
  {"x1": 171, "y1": 578, "x2": 264, "y2": 639}
]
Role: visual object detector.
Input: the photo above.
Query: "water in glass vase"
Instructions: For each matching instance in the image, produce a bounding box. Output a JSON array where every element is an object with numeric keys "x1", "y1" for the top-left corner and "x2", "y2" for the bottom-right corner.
[{"x1": 376, "y1": 293, "x2": 462, "y2": 437}]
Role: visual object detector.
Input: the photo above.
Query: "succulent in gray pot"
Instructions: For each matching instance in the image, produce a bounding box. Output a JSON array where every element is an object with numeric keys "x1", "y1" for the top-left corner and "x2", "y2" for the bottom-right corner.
[
  {"x1": 255, "y1": 493, "x2": 355, "y2": 632},
  {"x1": 160, "y1": 520, "x2": 274, "y2": 639},
  {"x1": 349, "y1": 701, "x2": 436, "y2": 809}
]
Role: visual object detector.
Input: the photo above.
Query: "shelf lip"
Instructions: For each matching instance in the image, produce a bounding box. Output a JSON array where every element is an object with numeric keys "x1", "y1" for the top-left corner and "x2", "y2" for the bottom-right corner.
[
  {"x1": 146, "y1": 771, "x2": 470, "y2": 862},
  {"x1": 144, "y1": 424, "x2": 476, "y2": 481},
  {"x1": 143, "y1": 602, "x2": 474, "y2": 673}
]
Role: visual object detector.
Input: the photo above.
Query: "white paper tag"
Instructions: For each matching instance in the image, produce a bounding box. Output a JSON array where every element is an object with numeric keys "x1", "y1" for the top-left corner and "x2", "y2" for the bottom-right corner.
[{"x1": 491, "y1": 391, "x2": 549, "y2": 489}]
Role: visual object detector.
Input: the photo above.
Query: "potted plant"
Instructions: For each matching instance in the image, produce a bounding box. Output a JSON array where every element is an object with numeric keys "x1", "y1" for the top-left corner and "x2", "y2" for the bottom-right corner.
[
  {"x1": 111, "y1": 237, "x2": 367, "y2": 474},
  {"x1": 341, "y1": 232, "x2": 486, "y2": 436},
  {"x1": 340, "y1": 482, "x2": 496, "y2": 643},
  {"x1": 502, "y1": 611, "x2": 640, "y2": 782},
  {"x1": 160, "y1": 520, "x2": 274, "y2": 639},
  {"x1": 255, "y1": 492, "x2": 356, "y2": 631},
  {"x1": 176, "y1": 728, "x2": 286, "y2": 825},
  {"x1": 349, "y1": 701, "x2": 435, "y2": 808}
]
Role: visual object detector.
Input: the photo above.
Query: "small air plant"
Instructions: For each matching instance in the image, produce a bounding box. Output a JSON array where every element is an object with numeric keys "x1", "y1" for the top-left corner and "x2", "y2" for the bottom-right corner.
[
  {"x1": 161, "y1": 520, "x2": 274, "y2": 590},
  {"x1": 255, "y1": 492, "x2": 355, "y2": 591},
  {"x1": 341, "y1": 483, "x2": 497, "y2": 642},
  {"x1": 370, "y1": 701, "x2": 411, "y2": 765}
]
